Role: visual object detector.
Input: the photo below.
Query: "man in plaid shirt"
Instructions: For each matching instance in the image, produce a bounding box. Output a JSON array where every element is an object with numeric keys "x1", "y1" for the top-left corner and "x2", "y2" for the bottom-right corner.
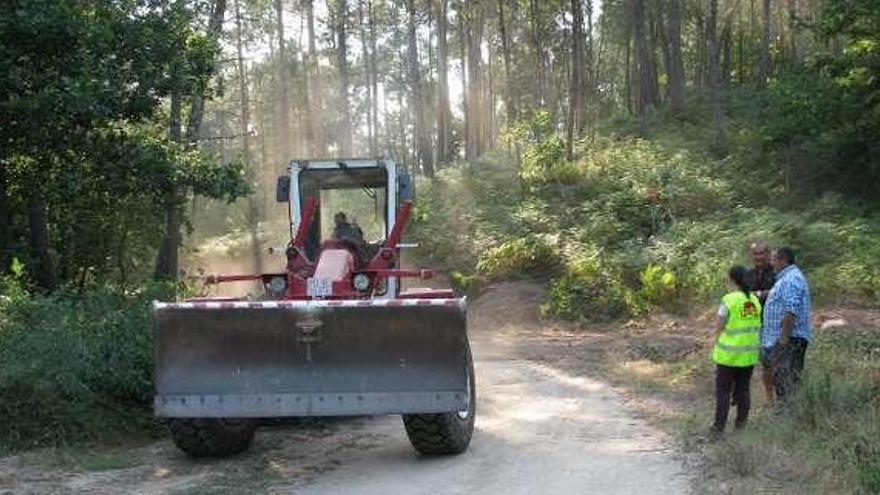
[{"x1": 761, "y1": 246, "x2": 812, "y2": 402}]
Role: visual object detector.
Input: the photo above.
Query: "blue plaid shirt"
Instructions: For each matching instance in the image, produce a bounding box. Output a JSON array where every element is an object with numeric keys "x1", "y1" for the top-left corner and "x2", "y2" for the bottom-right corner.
[{"x1": 762, "y1": 264, "x2": 812, "y2": 347}]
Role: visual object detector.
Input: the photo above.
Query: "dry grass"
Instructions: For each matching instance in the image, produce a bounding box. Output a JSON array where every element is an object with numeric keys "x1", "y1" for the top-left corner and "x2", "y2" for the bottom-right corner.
[{"x1": 604, "y1": 314, "x2": 880, "y2": 495}]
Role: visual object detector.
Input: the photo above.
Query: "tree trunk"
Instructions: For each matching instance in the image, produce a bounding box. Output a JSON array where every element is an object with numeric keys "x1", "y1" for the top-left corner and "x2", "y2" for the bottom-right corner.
[
  {"x1": 708, "y1": 0, "x2": 726, "y2": 150},
  {"x1": 28, "y1": 194, "x2": 56, "y2": 291},
  {"x1": 465, "y1": 1, "x2": 485, "y2": 160},
  {"x1": 528, "y1": 0, "x2": 547, "y2": 107},
  {"x1": 758, "y1": 0, "x2": 772, "y2": 87},
  {"x1": 497, "y1": 0, "x2": 516, "y2": 127},
  {"x1": 357, "y1": 0, "x2": 373, "y2": 156},
  {"x1": 335, "y1": 0, "x2": 352, "y2": 155},
  {"x1": 624, "y1": 32, "x2": 632, "y2": 115},
  {"x1": 567, "y1": 0, "x2": 585, "y2": 160},
  {"x1": 155, "y1": 0, "x2": 227, "y2": 281},
  {"x1": 585, "y1": 0, "x2": 597, "y2": 141},
  {"x1": 406, "y1": 0, "x2": 434, "y2": 176},
  {"x1": 720, "y1": 21, "x2": 733, "y2": 87},
  {"x1": 368, "y1": 0, "x2": 379, "y2": 156},
  {"x1": 436, "y1": 0, "x2": 451, "y2": 165},
  {"x1": 305, "y1": 0, "x2": 324, "y2": 156},
  {"x1": 458, "y1": 1, "x2": 469, "y2": 161},
  {"x1": 235, "y1": 0, "x2": 262, "y2": 276},
  {"x1": 787, "y1": 0, "x2": 800, "y2": 64},
  {"x1": 0, "y1": 163, "x2": 10, "y2": 274},
  {"x1": 154, "y1": 92, "x2": 184, "y2": 281},
  {"x1": 274, "y1": 0, "x2": 292, "y2": 161},
  {"x1": 656, "y1": 0, "x2": 672, "y2": 100},
  {"x1": 633, "y1": 0, "x2": 659, "y2": 119}
]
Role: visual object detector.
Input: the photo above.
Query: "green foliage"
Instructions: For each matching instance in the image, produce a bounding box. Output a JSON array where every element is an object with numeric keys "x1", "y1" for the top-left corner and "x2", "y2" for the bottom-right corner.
[
  {"x1": 0, "y1": 0, "x2": 248, "y2": 289},
  {"x1": 476, "y1": 236, "x2": 560, "y2": 278},
  {"x1": 543, "y1": 255, "x2": 632, "y2": 321},
  {"x1": 693, "y1": 328, "x2": 880, "y2": 494},
  {"x1": 416, "y1": 121, "x2": 880, "y2": 323},
  {"x1": 520, "y1": 135, "x2": 576, "y2": 184},
  {"x1": 637, "y1": 264, "x2": 678, "y2": 310},
  {"x1": 0, "y1": 282, "x2": 168, "y2": 449}
]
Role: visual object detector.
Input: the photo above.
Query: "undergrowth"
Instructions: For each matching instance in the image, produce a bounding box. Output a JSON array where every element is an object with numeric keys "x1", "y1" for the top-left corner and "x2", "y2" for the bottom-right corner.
[
  {"x1": 692, "y1": 328, "x2": 880, "y2": 494},
  {"x1": 412, "y1": 104, "x2": 880, "y2": 320},
  {"x1": 0, "y1": 275, "x2": 171, "y2": 451}
]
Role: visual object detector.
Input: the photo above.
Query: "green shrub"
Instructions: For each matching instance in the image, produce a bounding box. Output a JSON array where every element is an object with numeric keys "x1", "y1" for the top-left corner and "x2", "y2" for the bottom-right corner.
[
  {"x1": 636, "y1": 264, "x2": 678, "y2": 311},
  {"x1": 0, "y1": 284, "x2": 168, "y2": 449},
  {"x1": 519, "y1": 135, "x2": 578, "y2": 184},
  {"x1": 543, "y1": 255, "x2": 633, "y2": 321},
  {"x1": 476, "y1": 236, "x2": 560, "y2": 278}
]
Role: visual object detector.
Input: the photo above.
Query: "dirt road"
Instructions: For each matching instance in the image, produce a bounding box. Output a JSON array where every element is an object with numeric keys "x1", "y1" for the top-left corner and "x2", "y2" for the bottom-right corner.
[{"x1": 0, "y1": 282, "x2": 690, "y2": 494}]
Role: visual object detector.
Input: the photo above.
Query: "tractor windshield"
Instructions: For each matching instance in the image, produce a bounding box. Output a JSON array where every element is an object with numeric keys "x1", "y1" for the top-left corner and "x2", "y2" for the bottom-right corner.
[{"x1": 299, "y1": 167, "x2": 389, "y2": 260}]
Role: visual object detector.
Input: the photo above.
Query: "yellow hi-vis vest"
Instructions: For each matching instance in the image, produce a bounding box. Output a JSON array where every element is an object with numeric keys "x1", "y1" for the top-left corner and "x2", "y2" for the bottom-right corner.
[{"x1": 713, "y1": 291, "x2": 762, "y2": 367}]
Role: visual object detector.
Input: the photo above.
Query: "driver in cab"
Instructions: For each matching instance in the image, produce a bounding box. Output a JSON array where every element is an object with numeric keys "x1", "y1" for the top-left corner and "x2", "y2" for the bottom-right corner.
[{"x1": 332, "y1": 212, "x2": 368, "y2": 264}]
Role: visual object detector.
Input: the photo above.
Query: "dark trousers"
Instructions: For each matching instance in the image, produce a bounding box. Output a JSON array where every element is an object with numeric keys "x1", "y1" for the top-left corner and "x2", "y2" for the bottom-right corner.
[
  {"x1": 773, "y1": 337, "x2": 809, "y2": 400},
  {"x1": 714, "y1": 364, "x2": 754, "y2": 431}
]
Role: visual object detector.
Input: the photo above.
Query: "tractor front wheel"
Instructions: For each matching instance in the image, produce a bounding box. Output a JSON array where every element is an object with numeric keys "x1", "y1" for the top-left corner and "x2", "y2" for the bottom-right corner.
[
  {"x1": 402, "y1": 347, "x2": 476, "y2": 455},
  {"x1": 168, "y1": 418, "x2": 257, "y2": 458}
]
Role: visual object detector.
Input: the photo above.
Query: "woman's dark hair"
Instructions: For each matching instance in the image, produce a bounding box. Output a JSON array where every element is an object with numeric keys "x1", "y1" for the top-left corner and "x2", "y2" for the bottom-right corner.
[
  {"x1": 775, "y1": 246, "x2": 796, "y2": 265},
  {"x1": 729, "y1": 265, "x2": 750, "y2": 298}
]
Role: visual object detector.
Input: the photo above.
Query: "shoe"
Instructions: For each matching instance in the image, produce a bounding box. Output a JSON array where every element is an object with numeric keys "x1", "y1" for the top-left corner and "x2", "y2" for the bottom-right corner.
[{"x1": 703, "y1": 427, "x2": 724, "y2": 443}]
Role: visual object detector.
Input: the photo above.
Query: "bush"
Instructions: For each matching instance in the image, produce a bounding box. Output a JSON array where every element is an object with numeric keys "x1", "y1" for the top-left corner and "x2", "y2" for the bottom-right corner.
[
  {"x1": 636, "y1": 264, "x2": 678, "y2": 311},
  {"x1": 414, "y1": 111, "x2": 880, "y2": 321},
  {"x1": 543, "y1": 255, "x2": 633, "y2": 321},
  {"x1": 476, "y1": 236, "x2": 561, "y2": 278},
  {"x1": 0, "y1": 282, "x2": 167, "y2": 449}
]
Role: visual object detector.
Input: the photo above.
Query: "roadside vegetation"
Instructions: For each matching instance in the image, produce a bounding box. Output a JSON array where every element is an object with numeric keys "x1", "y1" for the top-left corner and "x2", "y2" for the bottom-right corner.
[{"x1": 410, "y1": 92, "x2": 880, "y2": 495}]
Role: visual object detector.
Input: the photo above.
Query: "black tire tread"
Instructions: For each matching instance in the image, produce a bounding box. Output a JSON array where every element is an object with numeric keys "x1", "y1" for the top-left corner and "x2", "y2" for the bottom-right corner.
[
  {"x1": 168, "y1": 418, "x2": 257, "y2": 458},
  {"x1": 403, "y1": 412, "x2": 472, "y2": 454},
  {"x1": 402, "y1": 346, "x2": 476, "y2": 455}
]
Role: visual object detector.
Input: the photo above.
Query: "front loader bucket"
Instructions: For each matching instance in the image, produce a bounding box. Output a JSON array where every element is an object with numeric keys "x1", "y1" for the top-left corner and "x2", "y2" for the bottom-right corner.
[{"x1": 153, "y1": 299, "x2": 469, "y2": 418}]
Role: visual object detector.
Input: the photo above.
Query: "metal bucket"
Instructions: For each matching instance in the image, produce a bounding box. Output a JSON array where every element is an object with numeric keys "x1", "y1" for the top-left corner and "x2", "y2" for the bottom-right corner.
[{"x1": 153, "y1": 299, "x2": 469, "y2": 418}]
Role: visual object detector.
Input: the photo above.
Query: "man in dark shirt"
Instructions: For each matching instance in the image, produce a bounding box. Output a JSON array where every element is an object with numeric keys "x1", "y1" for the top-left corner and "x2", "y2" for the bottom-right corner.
[
  {"x1": 332, "y1": 212, "x2": 368, "y2": 264},
  {"x1": 746, "y1": 241, "x2": 776, "y2": 304},
  {"x1": 746, "y1": 241, "x2": 776, "y2": 405}
]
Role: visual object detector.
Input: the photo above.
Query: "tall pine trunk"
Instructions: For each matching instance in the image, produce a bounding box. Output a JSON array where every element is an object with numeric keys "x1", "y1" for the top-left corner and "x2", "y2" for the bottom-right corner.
[
  {"x1": 465, "y1": 1, "x2": 485, "y2": 160},
  {"x1": 358, "y1": 0, "x2": 375, "y2": 156},
  {"x1": 633, "y1": 0, "x2": 659, "y2": 119},
  {"x1": 528, "y1": 0, "x2": 547, "y2": 107},
  {"x1": 0, "y1": 162, "x2": 10, "y2": 273},
  {"x1": 708, "y1": 0, "x2": 726, "y2": 151},
  {"x1": 566, "y1": 0, "x2": 585, "y2": 160},
  {"x1": 406, "y1": 0, "x2": 434, "y2": 176},
  {"x1": 497, "y1": 0, "x2": 516, "y2": 127},
  {"x1": 368, "y1": 0, "x2": 379, "y2": 156},
  {"x1": 235, "y1": 0, "x2": 262, "y2": 276},
  {"x1": 275, "y1": 0, "x2": 291, "y2": 160},
  {"x1": 335, "y1": 0, "x2": 352, "y2": 155},
  {"x1": 758, "y1": 0, "x2": 772, "y2": 86},
  {"x1": 458, "y1": 1, "x2": 469, "y2": 161},
  {"x1": 28, "y1": 194, "x2": 56, "y2": 291},
  {"x1": 436, "y1": 0, "x2": 452, "y2": 165},
  {"x1": 305, "y1": 0, "x2": 324, "y2": 156}
]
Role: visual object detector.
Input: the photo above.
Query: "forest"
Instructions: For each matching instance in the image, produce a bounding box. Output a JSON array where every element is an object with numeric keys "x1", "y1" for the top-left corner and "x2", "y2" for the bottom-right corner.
[{"x1": 2, "y1": 0, "x2": 880, "y2": 491}]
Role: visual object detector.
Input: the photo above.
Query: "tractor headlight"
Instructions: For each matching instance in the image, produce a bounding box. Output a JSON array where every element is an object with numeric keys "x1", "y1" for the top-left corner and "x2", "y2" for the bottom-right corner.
[
  {"x1": 268, "y1": 276, "x2": 287, "y2": 295},
  {"x1": 353, "y1": 273, "x2": 371, "y2": 292}
]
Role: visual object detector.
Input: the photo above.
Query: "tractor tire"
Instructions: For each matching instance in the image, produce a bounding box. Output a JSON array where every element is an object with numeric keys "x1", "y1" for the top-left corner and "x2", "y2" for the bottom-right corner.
[
  {"x1": 402, "y1": 346, "x2": 476, "y2": 455},
  {"x1": 168, "y1": 418, "x2": 257, "y2": 458}
]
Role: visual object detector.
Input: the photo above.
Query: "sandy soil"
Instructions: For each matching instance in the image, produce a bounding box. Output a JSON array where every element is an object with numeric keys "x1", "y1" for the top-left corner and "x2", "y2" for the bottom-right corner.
[{"x1": 0, "y1": 281, "x2": 691, "y2": 495}]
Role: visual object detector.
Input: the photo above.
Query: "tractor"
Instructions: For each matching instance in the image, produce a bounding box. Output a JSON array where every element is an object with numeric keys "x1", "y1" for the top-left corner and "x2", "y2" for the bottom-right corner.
[{"x1": 153, "y1": 159, "x2": 475, "y2": 457}]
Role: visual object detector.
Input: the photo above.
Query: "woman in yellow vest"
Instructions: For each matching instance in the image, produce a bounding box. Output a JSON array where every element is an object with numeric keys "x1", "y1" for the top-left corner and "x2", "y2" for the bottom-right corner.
[{"x1": 711, "y1": 265, "x2": 762, "y2": 436}]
